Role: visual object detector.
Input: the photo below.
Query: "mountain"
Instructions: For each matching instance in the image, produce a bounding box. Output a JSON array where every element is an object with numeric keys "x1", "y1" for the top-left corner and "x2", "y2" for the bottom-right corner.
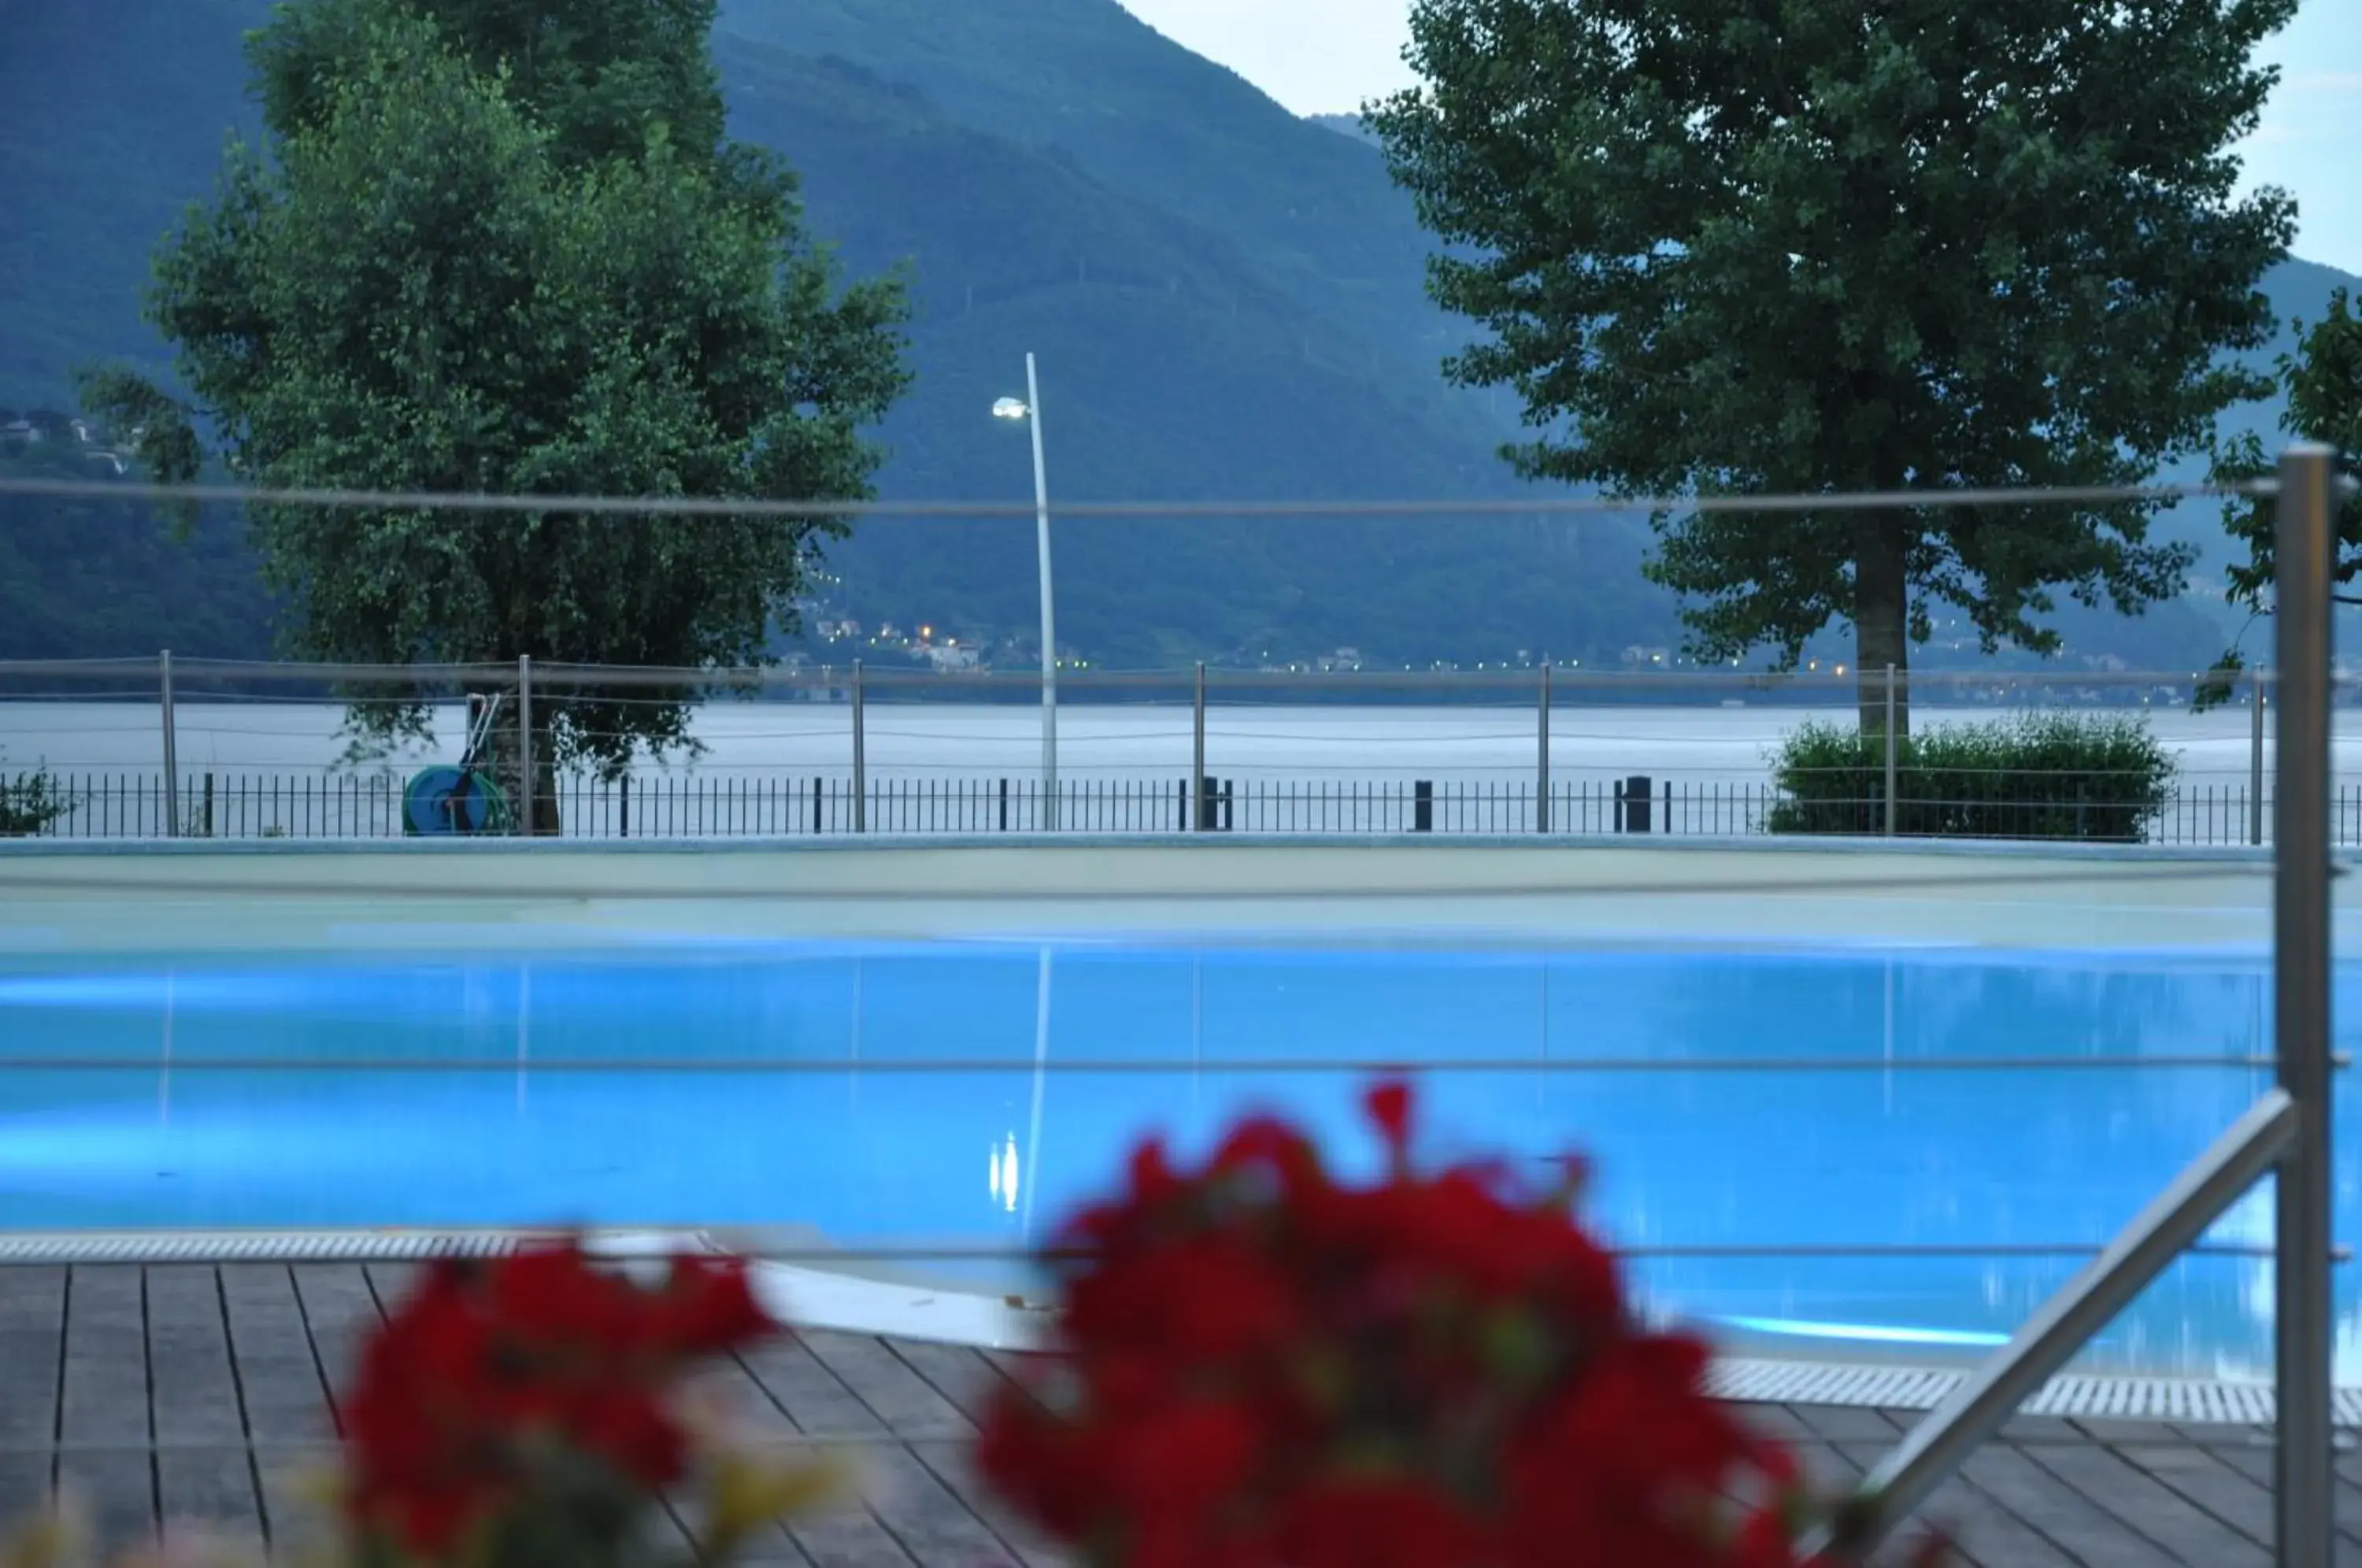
[
  {"x1": 0, "y1": 0, "x2": 2344, "y2": 674},
  {"x1": 1309, "y1": 113, "x2": 1379, "y2": 146}
]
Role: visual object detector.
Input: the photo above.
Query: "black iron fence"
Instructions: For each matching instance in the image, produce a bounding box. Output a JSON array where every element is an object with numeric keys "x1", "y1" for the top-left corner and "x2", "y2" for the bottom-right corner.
[{"x1": 0, "y1": 767, "x2": 2319, "y2": 844}]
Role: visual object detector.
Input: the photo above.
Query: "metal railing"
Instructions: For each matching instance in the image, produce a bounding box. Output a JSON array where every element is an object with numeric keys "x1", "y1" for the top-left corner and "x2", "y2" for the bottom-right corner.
[
  {"x1": 0, "y1": 766, "x2": 2327, "y2": 843},
  {"x1": 0, "y1": 650, "x2": 2312, "y2": 845},
  {"x1": 0, "y1": 453, "x2": 2350, "y2": 1565},
  {"x1": 1815, "y1": 443, "x2": 2342, "y2": 1558}
]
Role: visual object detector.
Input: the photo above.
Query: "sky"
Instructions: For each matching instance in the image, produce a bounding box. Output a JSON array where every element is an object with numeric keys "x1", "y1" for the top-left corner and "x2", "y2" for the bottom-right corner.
[{"x1": 1116, "y1": 0, "x2": 2362, "y2": 278}]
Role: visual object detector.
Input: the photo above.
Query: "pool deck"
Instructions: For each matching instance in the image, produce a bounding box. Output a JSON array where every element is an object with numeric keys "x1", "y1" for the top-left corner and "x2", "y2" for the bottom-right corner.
[
  {"x1": 0, "y1": 835, "x2": 2338, "y2": 956},
  {"x1": 0, "y1": 1263, "x2": 2352, "y2": 1568}
]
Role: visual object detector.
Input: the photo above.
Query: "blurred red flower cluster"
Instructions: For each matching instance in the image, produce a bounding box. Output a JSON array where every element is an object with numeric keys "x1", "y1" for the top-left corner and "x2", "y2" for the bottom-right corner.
[
  {"x1": 977, "y1": 1080, "x2": 1858, "y2": 1568},
  {"x1": 342, "y1": 1241, "x2": 777, "y2": 1555}
]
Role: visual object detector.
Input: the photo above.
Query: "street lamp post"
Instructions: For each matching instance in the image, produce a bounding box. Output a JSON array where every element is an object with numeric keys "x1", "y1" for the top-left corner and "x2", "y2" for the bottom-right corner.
[{"x1": 994, "y1": 353, "x2": 1058, "y2": 828}]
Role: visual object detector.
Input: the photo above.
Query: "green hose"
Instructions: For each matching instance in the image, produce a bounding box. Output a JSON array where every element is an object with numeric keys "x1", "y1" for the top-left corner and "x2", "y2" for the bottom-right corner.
[{"x1": 402, "y1": 766, "x2": 516, "y2": 835}]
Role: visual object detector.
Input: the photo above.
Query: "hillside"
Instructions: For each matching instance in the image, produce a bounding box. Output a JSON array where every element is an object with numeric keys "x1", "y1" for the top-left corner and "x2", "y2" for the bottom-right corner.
[
  {"x1": 712, "y1": 0, "x2": 1471, "y2": 399},
  {"x1": 1309, "y1": 113, "x2": 1378, "y2": 146},
  {"x1": 0, "y1": 0, "x2": 2342, "y2": 673}
]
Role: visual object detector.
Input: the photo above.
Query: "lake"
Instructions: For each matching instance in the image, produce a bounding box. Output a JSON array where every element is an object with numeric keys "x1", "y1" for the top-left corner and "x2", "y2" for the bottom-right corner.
[{"x1": 0, "y1": 699, "x2": 2346, "y2": 841}]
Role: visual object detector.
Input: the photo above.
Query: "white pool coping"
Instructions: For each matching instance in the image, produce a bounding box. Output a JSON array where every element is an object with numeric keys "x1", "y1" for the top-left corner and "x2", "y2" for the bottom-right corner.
[
  {"x1": 0, "y1": 834, "x2": 2336, "y2": 955},
  {"x1": 0, "y1": 1227, "x2": 1057, "y2": 1352}
]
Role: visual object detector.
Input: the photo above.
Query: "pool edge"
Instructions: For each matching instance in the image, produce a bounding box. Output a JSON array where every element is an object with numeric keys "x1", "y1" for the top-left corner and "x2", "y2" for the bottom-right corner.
[{"x1": 0, "y1": 1227, "x2": 2347, "y2": 1425}]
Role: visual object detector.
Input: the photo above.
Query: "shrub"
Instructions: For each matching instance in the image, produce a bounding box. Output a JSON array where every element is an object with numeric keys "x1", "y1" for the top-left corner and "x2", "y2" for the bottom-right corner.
[
  {"x1": 0, "y1": 755, "x2": 72, "y2": 837},
  {"x1": 1767, "y1": 712, "x2": 2175, "y2": 842}
]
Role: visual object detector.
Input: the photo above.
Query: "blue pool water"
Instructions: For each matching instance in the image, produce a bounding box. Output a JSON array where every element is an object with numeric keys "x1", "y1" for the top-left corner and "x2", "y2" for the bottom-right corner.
[{"x1": 0, "y1": 940, "x2": 2353, "y2": 1380}]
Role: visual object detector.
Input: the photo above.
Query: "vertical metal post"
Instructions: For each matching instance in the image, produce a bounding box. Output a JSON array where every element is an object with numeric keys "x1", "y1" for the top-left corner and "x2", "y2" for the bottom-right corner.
[
  {"x1": 2273, "y1": 442, "x2": 2338, "y2": 1568},
  {"x1": 159, "y1": 649, "x2": 180, "y2": 838},
  {"x1": 1192, "y1": 661, "x2": 1207, "y2": 834},
  {"x1": 851, "y1": 660, "x2": 867, "y2": 834},
  {"x1": 516, "y1": 654, "x2": 535, "y2": 838},
  {"x1": 1883, "y1": 663, "x2": 1899, "y2": 837},
  {"x1": 1026, "y1": 353, "x2": 1058, "y2": 830},
  {"x1": 1537, "y1": 663, "x2": 1553, "y2": 834},
  {"x1": 2252, "y1": 670, "x2": 2268, "y2": 847}
]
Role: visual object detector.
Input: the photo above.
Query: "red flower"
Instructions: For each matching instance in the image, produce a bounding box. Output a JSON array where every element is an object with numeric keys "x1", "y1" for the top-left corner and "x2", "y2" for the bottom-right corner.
[
  {"x1": 1276, "y1": 1477, "x2": 1480, "y2": 1568},
  {"x1": 653, "y1": 1254, "x2": 776, "y2": 1354},
  {"x1": 1101, "y1": 1400, "x2": 1262, "y2": 1525},
  {"x1": 339, "y1": 1239, "x2": 781, "y2": 1555},
  {"x1": 977, "y1": 1078, "x2": 1857, "y2": 1568},
  {"x1": 1363, "y1": 1078, "x2": 1413, "y2": 1159}
]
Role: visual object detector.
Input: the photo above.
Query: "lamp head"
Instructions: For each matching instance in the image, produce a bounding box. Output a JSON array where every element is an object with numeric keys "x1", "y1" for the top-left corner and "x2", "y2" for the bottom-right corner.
[{"x1": 992, "y1": 397, "x2": 1030, "y2": 420}]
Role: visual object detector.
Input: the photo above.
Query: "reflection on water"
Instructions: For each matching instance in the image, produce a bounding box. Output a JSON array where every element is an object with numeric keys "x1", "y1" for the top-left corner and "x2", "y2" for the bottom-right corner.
[{"x1": 0, "y1": 941, "x2": 2353, "y2": 1379}]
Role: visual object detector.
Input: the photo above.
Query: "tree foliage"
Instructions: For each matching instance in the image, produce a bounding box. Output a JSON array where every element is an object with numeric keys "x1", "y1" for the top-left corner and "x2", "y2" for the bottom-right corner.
[
  {"x1": 1368, "y1": 0, "x2": 2297, "y2": 729},
  {"x1": 2206, "y1": 288, "x2": 2362, "y2": 657},
  {"x1": 79, "y1": 0, "x2": 907, "y2": 819}
]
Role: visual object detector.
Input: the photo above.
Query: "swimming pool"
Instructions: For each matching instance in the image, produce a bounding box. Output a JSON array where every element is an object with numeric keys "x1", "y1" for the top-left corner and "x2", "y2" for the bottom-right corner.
[{"x1": 0, "y1": 938, "x2": 2349, "y2": 1381}]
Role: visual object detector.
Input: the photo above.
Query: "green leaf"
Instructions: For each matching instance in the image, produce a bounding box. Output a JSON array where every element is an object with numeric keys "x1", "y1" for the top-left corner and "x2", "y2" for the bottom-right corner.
[
  {"x1": 1371, "y1": 0, "x2": 2299, "y2": 729},
  {"x1": 94, "y1": 0, "x2": 909, "y2": 813}
]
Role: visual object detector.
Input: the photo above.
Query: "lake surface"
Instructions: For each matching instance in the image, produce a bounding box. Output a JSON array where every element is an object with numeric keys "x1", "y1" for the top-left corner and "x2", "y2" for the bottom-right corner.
[
  {"x1": 9, "y1": 698, "x2": 2356, "y2": 841},
  {"x1": 0, "y1": 700, "x2": 2326, "y2": 790}
]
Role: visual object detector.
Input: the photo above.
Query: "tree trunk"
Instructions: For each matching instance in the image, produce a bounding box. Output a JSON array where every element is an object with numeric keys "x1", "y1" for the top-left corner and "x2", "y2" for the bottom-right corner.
[
  {"x1": 480, "y1": 697, "x2": 561, "y2": 835},
  {"x1": 528, "y1": 749, "x2": 560, "y2": 836},
  {"x1": 1853, "y1": 512, "x2": 1910, "y2": 737}
]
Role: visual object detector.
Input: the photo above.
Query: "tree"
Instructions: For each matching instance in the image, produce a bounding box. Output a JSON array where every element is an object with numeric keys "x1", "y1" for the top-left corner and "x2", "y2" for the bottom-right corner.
[
  {"x1": 1368, "y1": 0, "x2": 2296, "y2": 731},
  {"x1": 2207, "y1": 289, "x2": 2362, "y2": 658},
  {"x1": 81, "y1": 0, "x2": 907, "y2": 828}
]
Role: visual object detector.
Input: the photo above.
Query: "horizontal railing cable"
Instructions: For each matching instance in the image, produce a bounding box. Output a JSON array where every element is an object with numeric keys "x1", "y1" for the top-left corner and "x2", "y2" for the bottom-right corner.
[
  {"x1": 0, "y1": 656, "x2": 2297, "y2": 689},
  {"x1": 352, "y1": 1240, "x2": 2336, "y2": 1264},
  {"x1": 0, "y1": 860, "x2": 2287, "y2": 908},
  {"x1": 0, "y1": 1052, "x2": 2305, "y2": 1074},
  {"x1": 0, "y1": 474, "x2": 2314, "y2": 522},
  {"x1": 0, "y1": 1237, "x2": 2330, "y2": 1267}
]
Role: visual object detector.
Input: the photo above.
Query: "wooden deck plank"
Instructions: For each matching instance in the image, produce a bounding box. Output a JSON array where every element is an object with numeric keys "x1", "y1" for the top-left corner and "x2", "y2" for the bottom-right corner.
[
  {"x1": 1957, "y1": 1446, "x2": 2179, "y2": 1567},
  {"x1": 2022, "y1": 1442, "x2": 2271, "y2": 1566},
  {"x1": 788, "y1": 1492, "x2": 923, "y2": 1568},
  {"x1": 1776, "y1": 1430, "x2": 1863, "y2": 1493},
  {"x1": 2115, "y1": 1441, "x2": 2362, "y2": 1566},
  {"x1": 1786, "y1": 1403, "x2": 1905, "y2": 1444},
  {"x1": 883, "y1": 1341, "x2": 1016, "y2": 1426},
  {"x1": 848, "y1": 1443, "x2": 1019, "y2": 1568},
  {"x1": 218, "y1": 1267, "x2": 335, "y2": 1447},
  {"x1": 146, "y1": 1267, "x2": 243, "y2": 1447},
  {"x1": 249, "y1": 1444, "x2": 340, "y2": 1562},
  {"x1": 907, "y1": 1439, "x2": 1068, "y2": 1568},
  {"x1": 798, "y1": 1332, "x2": 974, "y2": 1440},
  {"x1": 1832, "y1": 1440, "x2": 2075, "y2": 1568},
  {"x1": 0, "y1": 1268, "x2": 65, "y2": 1452},
  {"x1": 288, "y1": 1265, "x2": 383, "y2": 1418},
  {"x1": 156, "y1": 1446, "x2": 265, "y2": 1555},
  {"x1": 739, "y1": 1340, "x2": 890, "y2": 1437},
  {"x1": 360, "y1": 1263, "x2": 424, "y2": 1309},
  {"x1": 54, "y1": 1448, "x2": 157, "y2": 1549},
  {"x1": 2073, "y1": 1418, "x2": 2192, "y2": 1445},
  {"x1": 61, "y1": 1268, "x2": 149, "y2": 1450},
  {"x1": 660, "y1": 1480, "x2": 805, "y2": 1566},
  {"x1": 0, "y1": 1452, "x2": 53, "y2": 1525},
  {"x1": 2212, "y1": 1443, "x2": 2362, "y2": 1548},
  {"x1": 31, "y1": 1263, "x2": 2353, "y2": 1568}
]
